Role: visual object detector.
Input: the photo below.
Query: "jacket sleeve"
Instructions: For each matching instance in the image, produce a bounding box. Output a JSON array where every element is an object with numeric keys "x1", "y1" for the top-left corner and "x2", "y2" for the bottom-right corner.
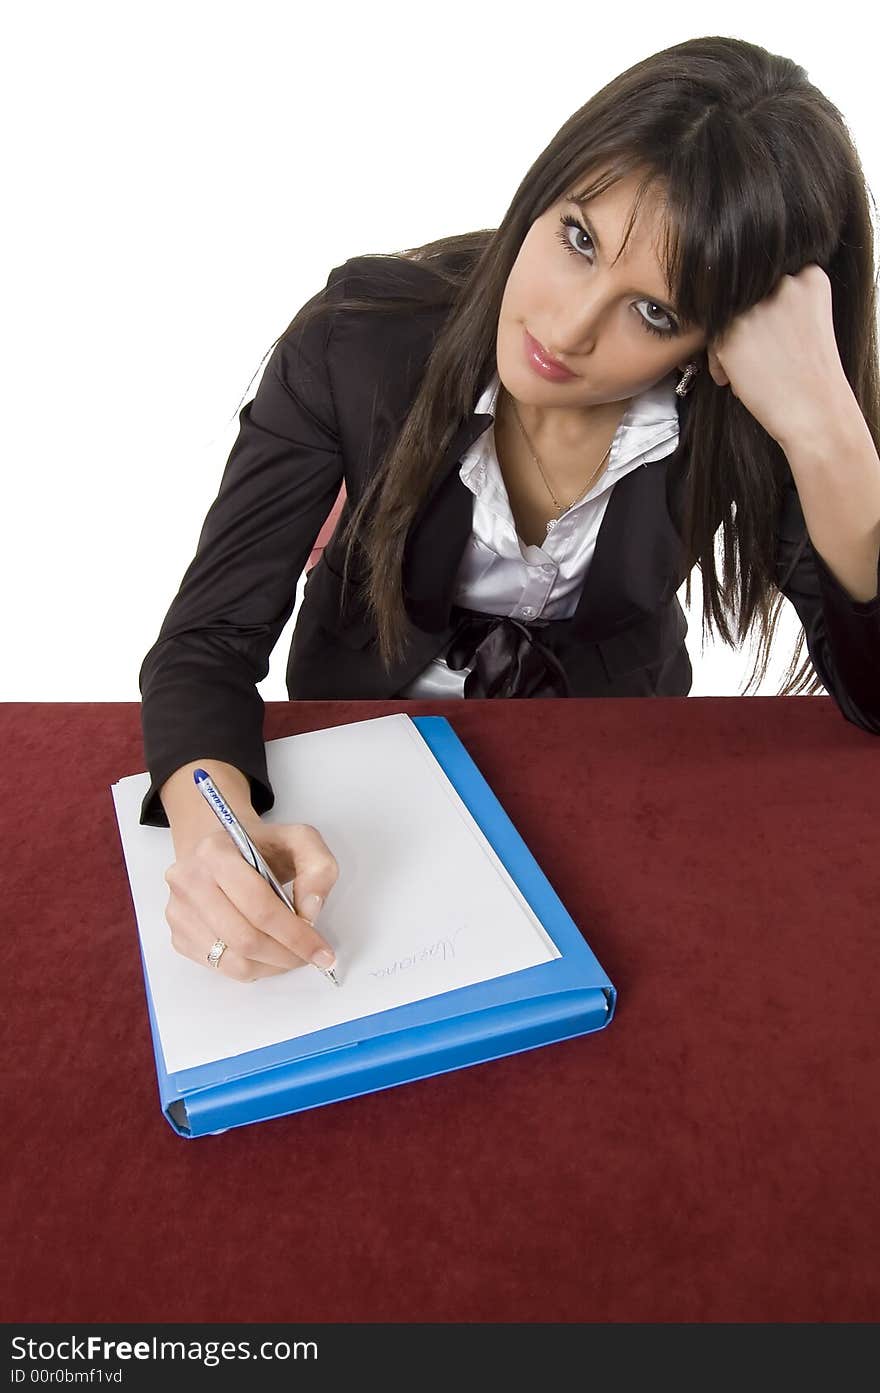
[
  {"x1": 774, "y1": 476, "x2": 880, "y2": 734},
  {"x1": 138, "y1": 265, "x2": 348, "y2": 827}
]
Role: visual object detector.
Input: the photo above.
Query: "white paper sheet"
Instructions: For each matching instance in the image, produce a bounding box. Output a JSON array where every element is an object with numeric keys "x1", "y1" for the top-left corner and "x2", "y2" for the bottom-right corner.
[{"x1": 111, "y1": 713, "x2": 560, "y2": 1074}]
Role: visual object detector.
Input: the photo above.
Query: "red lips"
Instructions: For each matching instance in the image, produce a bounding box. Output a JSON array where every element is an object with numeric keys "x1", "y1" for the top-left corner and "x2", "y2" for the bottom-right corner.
[{"x1": 523, "y1": 328, "x2": 577, "y2": 382}]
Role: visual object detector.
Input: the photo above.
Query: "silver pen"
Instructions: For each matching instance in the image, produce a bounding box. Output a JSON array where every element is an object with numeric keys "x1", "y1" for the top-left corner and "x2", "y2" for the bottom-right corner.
[{"x1": 193, "y1": 768, "x2": 340, "y2": 986}]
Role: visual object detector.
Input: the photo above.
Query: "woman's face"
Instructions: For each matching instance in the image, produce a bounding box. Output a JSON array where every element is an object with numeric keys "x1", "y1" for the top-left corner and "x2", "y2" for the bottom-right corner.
[{"x1": 497, "y1": 168, "x2": 709, "y2": 429}]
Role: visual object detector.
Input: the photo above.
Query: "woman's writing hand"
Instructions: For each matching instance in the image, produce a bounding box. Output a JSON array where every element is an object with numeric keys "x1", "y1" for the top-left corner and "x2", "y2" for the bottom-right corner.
[{"x1": 163, "y1": 822, "x2": 339, "y2": 981}]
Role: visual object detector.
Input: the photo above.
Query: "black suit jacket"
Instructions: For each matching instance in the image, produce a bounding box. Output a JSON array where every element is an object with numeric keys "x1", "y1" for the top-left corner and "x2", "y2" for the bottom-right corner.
[{"x1": 139, "y1": 253, "x2": 880, "y2": 826}]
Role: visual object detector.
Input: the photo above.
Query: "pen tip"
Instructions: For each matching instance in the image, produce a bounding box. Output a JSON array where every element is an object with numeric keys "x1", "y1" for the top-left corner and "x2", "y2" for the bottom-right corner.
[{"x1": 326, "y1": 967, "x2": 340, "y2": 986}]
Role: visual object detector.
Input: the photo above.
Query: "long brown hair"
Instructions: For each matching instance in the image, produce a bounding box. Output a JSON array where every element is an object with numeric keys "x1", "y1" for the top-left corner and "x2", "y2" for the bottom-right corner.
[{"x1": 235, "y1": 34, "x2": 879, "y2": 691}]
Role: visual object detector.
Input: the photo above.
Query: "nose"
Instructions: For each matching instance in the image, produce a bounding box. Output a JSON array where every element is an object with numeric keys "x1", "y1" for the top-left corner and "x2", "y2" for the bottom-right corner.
[{"x1": 544, "y1": 301, "x2": 606, "y2": 362}]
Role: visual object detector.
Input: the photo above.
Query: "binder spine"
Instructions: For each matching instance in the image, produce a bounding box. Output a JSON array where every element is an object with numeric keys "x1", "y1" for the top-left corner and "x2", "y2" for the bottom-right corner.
[{"x1": 171, "y1": 988, "x2": 611, "y2": 1138}]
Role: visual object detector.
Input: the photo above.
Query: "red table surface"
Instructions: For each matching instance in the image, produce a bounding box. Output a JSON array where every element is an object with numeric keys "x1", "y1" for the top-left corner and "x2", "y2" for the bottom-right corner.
[{"x1": 1, "y1": 696, "x2": 878, "y2": 1324}]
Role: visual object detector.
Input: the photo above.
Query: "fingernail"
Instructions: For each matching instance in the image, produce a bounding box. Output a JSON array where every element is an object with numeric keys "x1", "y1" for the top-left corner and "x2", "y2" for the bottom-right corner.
[
  {"x1": 311, "y1": 946, "x2": 336, "y2": 969},
  {"x1": 300, "y1": 892, "x2": 324, "y2": 924}
]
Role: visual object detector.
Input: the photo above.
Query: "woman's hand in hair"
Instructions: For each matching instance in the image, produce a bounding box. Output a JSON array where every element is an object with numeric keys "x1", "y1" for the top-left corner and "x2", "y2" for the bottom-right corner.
[{"x1": 705, "y1": 263, "x2": 856, "y2": 452}]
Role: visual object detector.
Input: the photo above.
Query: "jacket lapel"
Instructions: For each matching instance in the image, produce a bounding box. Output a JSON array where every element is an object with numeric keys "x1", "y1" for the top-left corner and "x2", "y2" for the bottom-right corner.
[
  {"x1": 401, "y1": 411, "x2": 495, "y2": 631},
  {"x1": 563, "y1": 428, "x2": 691, "y2": 640}
]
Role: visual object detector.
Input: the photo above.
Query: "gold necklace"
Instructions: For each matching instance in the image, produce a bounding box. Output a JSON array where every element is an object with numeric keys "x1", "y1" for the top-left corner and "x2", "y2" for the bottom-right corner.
[{"x1": 509, "y1": 395, "x2": 614, "y2": 518}]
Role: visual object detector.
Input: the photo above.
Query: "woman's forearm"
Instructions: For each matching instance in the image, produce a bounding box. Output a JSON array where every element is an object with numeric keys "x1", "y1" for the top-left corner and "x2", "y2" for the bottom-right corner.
[{"x1": 160, "y1": 759, "x2": 263, "y2": 859}]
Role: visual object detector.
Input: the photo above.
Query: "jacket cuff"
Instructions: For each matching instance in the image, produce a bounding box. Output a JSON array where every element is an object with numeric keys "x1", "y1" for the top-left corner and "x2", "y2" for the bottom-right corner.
[
  {"x1": 810, "y1": 538, "x2": 880, "y2": 616},
  {"x1": 138, "y1": 757, "x2": 275, "y2": 829}
]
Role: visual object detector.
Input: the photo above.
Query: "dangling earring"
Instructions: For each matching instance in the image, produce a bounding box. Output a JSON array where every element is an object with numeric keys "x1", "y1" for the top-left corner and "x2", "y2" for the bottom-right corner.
[{"x1": 675, "y1": 361, "x2": 700, "y2": 397}]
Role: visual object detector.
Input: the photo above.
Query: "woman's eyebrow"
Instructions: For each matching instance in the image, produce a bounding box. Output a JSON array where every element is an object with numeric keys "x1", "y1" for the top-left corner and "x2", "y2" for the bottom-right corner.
[{"x1": 568, "y1": 198, "x2": 680, "y2": 316}]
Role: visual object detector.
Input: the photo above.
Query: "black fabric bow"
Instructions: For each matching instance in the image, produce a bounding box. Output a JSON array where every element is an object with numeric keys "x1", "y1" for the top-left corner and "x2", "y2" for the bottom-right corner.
[{"x1": 444, "y1": 608, "x2": 573, "y2": 698}]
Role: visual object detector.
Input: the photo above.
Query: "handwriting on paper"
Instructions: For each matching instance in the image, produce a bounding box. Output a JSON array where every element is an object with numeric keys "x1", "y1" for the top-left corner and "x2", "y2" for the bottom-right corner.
[{"x1": 368, "y1": 926, "x2": 466, "y2": 979}]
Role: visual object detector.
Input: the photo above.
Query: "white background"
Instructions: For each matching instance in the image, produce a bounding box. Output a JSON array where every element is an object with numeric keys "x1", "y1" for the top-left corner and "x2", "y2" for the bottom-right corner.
[{"x1": 3, "y1": 1, "x2": 877, "y2": 700}]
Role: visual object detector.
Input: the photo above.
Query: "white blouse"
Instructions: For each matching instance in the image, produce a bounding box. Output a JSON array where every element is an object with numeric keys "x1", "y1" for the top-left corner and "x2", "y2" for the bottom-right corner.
[{"x1": 397, "y1": 366, "x2": 683, "y2": 697}]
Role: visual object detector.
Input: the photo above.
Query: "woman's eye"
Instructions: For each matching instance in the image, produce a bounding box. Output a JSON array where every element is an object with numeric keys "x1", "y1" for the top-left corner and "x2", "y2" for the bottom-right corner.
[
  {"x1": 558, "y1": 214, "x2": 593, "y2": 257},
  {"x1": 555, "y1": 214, "x2": 679, "y2": 338},
  {"x1": 640, "y1": 302, "x2": 675, "y2": 334}
]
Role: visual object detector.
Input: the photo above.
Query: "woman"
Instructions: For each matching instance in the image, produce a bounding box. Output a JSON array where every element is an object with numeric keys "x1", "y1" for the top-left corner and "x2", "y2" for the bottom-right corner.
[{"x1": 143, "y1": 35, "x2": 880, "y2": 983}]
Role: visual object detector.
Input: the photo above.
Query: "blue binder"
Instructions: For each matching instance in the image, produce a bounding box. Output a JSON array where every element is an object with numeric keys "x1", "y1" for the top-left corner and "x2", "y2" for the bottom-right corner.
[{"x1": 137, "y1": 716, "x2": 617, "y2": 1137}]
